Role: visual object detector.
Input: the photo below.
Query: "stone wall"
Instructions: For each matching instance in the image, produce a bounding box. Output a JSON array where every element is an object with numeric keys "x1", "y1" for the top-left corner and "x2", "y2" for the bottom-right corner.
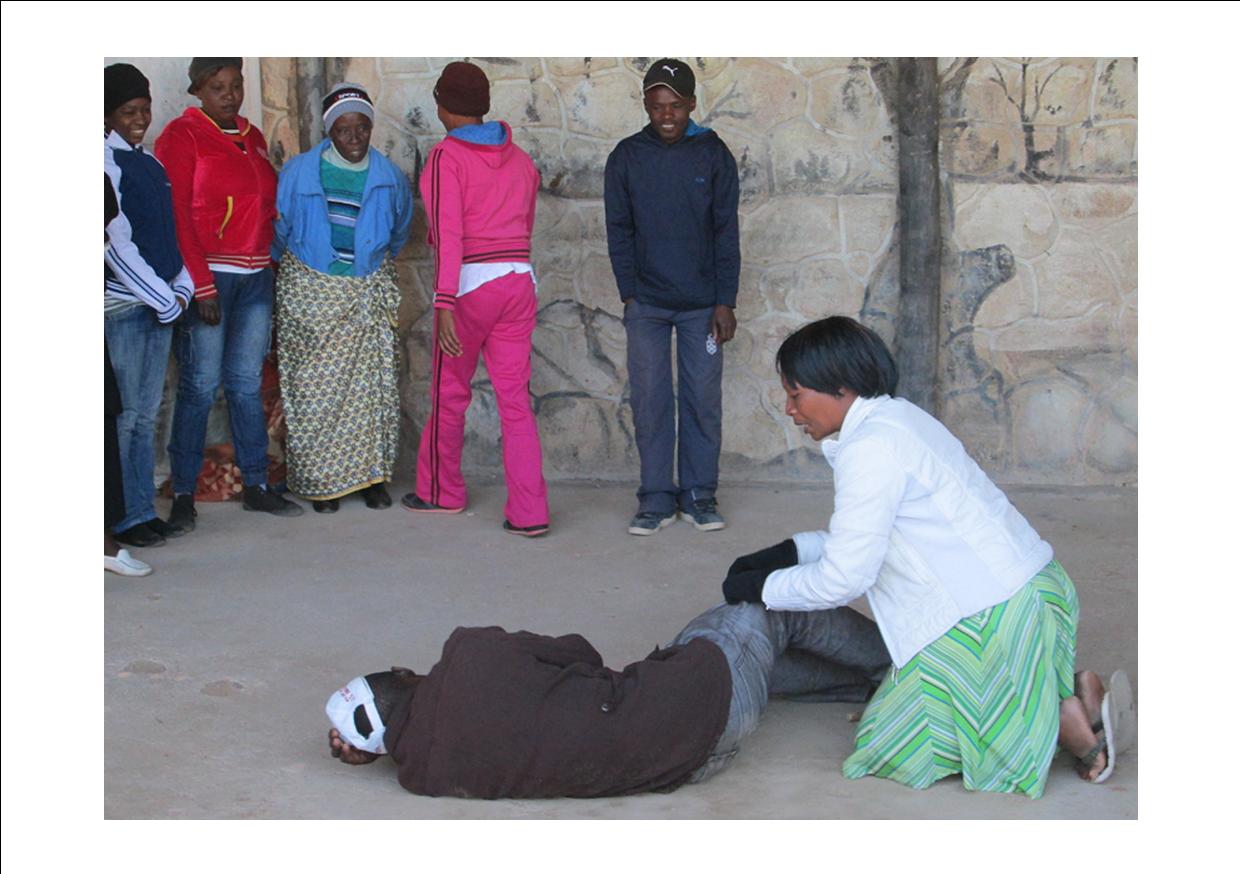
[
  {"x1": 259, "y1": 57, "x2": 1137, "y2": 486},
  {"x1": 937, "y1": 58, "x2": 1137, "y2": 485}
]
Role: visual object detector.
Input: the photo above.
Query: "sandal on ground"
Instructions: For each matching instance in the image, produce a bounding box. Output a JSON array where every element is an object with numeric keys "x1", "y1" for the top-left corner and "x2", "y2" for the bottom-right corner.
[{"x1": 1080, "y1": 669, "x2": 1137, "y2": 784}]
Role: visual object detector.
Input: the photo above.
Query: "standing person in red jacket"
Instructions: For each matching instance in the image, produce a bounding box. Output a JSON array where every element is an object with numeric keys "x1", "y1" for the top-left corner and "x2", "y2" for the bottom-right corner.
[
  {"x1": 156, "y1": 57, "x2": 302, "y2": 528},
  {"x1": 402, "y1": 61, "x2": 550, "y2": 537}
]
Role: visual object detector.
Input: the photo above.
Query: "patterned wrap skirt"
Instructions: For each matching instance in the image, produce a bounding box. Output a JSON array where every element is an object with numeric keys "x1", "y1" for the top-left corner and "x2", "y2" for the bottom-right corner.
[
  {"x1": 842, "y1": 560, "x2": 1078, "y2": 799},
  {"x1": 274, "y1": 252, "x2": 401, "y2": 500}
]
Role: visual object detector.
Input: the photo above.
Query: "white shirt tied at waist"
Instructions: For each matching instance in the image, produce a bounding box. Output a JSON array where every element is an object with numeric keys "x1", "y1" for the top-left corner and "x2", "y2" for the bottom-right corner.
[
  {"x1": 761, "y1": 394, "x2": 1054, "y2": 668},
  {"x1": 457, "y1": 262, "x2": 536, "y2": 298}
]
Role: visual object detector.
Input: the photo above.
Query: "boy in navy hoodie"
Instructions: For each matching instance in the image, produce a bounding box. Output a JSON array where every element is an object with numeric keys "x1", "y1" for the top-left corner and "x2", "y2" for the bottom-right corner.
[{"x1": 604, "y1": 58, "x2": 741, "y2": 537}]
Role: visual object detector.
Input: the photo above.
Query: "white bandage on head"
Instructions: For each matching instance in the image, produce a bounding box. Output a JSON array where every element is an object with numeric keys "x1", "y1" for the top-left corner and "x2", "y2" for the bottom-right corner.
[{"x1": 325, "y1": 676, "x2": 387, "y2": 754}]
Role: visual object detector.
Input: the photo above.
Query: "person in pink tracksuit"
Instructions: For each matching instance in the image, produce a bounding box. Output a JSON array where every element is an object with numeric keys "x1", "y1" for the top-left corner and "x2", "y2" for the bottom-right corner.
[{"x1": 402, "y1": 61, "x2": 550, "y2": 537}]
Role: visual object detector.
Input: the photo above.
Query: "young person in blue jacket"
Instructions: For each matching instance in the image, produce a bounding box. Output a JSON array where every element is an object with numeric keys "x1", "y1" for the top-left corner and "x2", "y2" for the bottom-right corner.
[
  {"x1": 271, "y1": 83, "x2": 413, "y2": 513},
  {"x1": 604, "y1": 59, "x2": 741, "y2": 538}
]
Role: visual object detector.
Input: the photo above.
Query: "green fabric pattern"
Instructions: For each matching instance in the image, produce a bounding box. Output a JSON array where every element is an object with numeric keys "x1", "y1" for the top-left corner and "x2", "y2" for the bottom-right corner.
[{"x1": 843, "y1": 560, "x2": 1078, "y2": 799}]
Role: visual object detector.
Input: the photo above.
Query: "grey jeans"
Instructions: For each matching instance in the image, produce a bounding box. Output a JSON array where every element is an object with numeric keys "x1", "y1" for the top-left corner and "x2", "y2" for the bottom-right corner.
[{"x1": 670, "y1": 602, "x2": 892, "y2": 783}]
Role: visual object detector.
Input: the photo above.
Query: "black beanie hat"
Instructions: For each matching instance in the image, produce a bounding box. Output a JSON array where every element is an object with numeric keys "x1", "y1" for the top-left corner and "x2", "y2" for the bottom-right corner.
[
  {"x1": 433, "y1": 61, "x2": 490, "y2": 117},
  {"x1": 104, "y1": 63, "x2": 151, "y2": 116},
  {"x1": 187, "y1": 57, "x2": 243, "y2": 93}
]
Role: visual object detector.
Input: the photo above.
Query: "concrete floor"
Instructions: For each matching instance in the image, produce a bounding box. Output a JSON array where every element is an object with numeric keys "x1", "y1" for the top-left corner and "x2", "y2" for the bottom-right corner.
[{"x1": 104, "y1": 479, "x2": 1137, "y2": 819}]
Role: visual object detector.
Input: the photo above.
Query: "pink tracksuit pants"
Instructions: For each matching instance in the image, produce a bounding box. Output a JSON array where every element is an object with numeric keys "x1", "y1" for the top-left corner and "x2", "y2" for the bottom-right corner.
[{"x1": 415, "y1": 271, "x2": 549, "y2": 527}]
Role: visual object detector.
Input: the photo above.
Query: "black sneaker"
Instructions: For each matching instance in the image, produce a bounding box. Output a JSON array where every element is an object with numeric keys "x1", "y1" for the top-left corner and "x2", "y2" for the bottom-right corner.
[
  {"x1": 313, "y1": 499, "x2": 340, "y2": 514},
  {"x1": 679, "y1": 498, "x2": 726, "y2": 532},
  {"x1": 361, "y1": 483, "x2": 392, "y2": 509},
  {"x1": 147, "y1": 516, "x2": 188, "y2": 539},
  {"x1": 627, "y1": 510, "x2": 676, "y2": 536},
  {"x1": 243, "y1": 484, "x2": 305, "y2": 517},
  {"x1": 115, "y1": 522, "x2": 166, "y2": 548},
  {"x1": 168, "y1": 494, "x2": 197, "y2": 533}
]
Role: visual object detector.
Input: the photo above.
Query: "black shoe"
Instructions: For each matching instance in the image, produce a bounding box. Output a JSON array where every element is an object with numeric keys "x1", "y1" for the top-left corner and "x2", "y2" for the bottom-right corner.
[
  {"x1": 503, "y1": 519, "x2": 550, "y2": 537},
  {"x1": 243, "y1": 484, "x2": 305, "y2": 517},
  {"x1": 168, "y1": 494, "x2": 197, "y2": 533},
  {"x1": 147, "y1": 516, "x2": 188, "y2": 539},
  {"x1": 313, "y1": 499, "x2": 340, "y2": 514},
  {"x1": 362, "y1": 483, "x2": 392, "y2": 509},
  {"x1": 115, "y1": 522, "x2": 166, "y2": 548}
]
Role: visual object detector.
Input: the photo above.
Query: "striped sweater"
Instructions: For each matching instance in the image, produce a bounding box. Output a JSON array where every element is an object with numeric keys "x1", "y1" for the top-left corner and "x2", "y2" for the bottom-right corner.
[{"x1": 419, "y1": 121, "x2": 539, "y2": 310}]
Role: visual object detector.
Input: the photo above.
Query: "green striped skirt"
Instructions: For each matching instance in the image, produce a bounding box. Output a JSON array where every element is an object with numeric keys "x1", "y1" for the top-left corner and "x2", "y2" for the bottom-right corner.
[{"x1": 842, "y1": 560, "x2": 1078, "y2": 799}]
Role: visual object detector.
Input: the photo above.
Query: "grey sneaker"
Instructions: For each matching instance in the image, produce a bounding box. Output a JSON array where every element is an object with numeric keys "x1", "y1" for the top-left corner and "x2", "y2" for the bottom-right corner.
[
  {"x1": 627, "y1": 510, "x2": 676, "y2": 536},
  {"x1": 243, "y1": 484, "x2": 305, "y2": 517},
  {"x1": 679, "y1": 498, "x2": 726, "y2": 532}
]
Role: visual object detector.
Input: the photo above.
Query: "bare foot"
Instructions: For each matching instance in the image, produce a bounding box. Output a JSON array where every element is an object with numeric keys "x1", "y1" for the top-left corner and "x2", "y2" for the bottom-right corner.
[
  {"x1": 1060, "y1": 695, "x2": 1107, "y2": 782},
  {"x1": 328, "y1": 728, "x2": 380, "y2": 765},
  {"x1": 1074, "y1": 670, "x2": 1105, "y2": 729}
]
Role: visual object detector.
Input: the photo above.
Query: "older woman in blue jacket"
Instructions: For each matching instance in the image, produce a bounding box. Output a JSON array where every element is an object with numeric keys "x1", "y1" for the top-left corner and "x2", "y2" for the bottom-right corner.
[{"x1": 272, "y1": 83, "x2": 413, "y2": 513}]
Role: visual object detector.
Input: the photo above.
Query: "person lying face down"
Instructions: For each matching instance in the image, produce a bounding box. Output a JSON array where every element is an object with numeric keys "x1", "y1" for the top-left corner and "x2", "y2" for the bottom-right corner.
[{"x1": 326, "y1": 600, "x2": 891, "y2": 799}]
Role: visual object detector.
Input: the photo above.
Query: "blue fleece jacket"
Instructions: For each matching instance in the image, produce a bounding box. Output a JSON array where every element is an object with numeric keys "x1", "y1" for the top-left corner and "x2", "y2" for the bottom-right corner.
[
  {"x1": 603, "y1": 121, "x2": 740, "y2": 310},
  {"x1": 271, "y1": 140, "x2": 414, "y2": 276}
]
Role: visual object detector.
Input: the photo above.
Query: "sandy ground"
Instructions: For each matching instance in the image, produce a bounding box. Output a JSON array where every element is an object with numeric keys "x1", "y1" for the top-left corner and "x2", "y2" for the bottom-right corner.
[{"x1": 104, "y1": 478, "x2": 1136, "y2": 819}]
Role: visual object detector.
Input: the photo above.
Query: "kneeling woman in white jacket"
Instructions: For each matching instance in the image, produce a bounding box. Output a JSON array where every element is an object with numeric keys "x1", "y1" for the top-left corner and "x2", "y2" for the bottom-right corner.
[{"x1": 722, "y1": 316, "x2": 1134, "y2": 799}]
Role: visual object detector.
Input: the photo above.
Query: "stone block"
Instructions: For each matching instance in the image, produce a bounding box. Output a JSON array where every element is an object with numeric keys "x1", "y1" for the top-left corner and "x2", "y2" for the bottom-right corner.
[
  {"x1": 700, "y1": 59, "x2": 805, "y2": 132},
  {"x1": 975, "y1": 261, "x2": 1037, "y2": 330},
  {"x1": 1029, "y1": 59, "x2": 1093, "y2": 126},
  {"x1": 709, "y1": 124, "x2": 770, "y2": 203},
  {"x1": 770, "y1": 120, "x2": 858, "y2": 195},
  {"x1": 1066, "y1": 123, "x2": 1137, "y2": 177},
  {"x1": 547, "y1": 57, "x2": 618, "y2": 78},
  {"x1": 260, "y1": 58, "x2": 294, "y2": 111},
  {"x1": 1093, "y1": 58, "x2": 1138, "y2": 121},
  {"x1": 531, "y1": 300, "x2": 626, "y2": 398},
  {"x1": 396, "y1": 260, "x2": 427, "y2": 333},
  {"x1": 533, "y1": 271, "x2": 576, "y2": 305},
  {"x1": 1009, "y1": 378, "x2": 1089, "y2": 476},
  {"x1": 558, "y1": 136, "x2": 611, "y2": 199},
  {"x1": 624, "y1": 57, "x2": 730, "y2": 83},
  {"x1": 740, "y1": 196, "x2": 841, "y2": 266},
  {"x1": 1095, "y1": 214, "x2": 1137, "y2": 295},
  {"x1": 492, "y1": 79, "x2": 562, "y2": 128},
  {"x1": 847, "y1": 253, "x2": 873, "y2": 283},
  {"x1": 992, "y1": 308, "x2": 1116, "y2": 354},
  {"x1": 340, "y1": 58, "x2": 380, "y2": 92},
  {"x1": 578, "y1": 203, "x2": 607, "y2": 242},
  {"x1": 1035, "y1": 231, "x2": 1120, "y2": 319},
  {"x1": 380, "y1": 58, "x2": 431, "y2": 75},
  {"x1": 738, "y1": 312, "x2": 804, "y2": 372},
  {"x1": 841, "y1": 194, "x2": 896, "y2": 254},
  {"x1": 954, "y1": 182, "x2": 1059, "y2": 260},
  {"x1": 1083, "y1": 402, "x2": 1137, "y2": 476},
  {"x1": 463, "y1": 57, "x2": 543, "y2": 82},
  {"x1": 956, "y1": 60, "x2": 1021, "y2": 124},
  {"x1": 1049, "y1": 183, "x2": 1137, "y2": 226},
  {"x1": 1118, "y1": 303, "x2": 1137, "y2": 361},
  {"x1": 722, "y1": 373, "x2": 789, "y2": 462},
  {"x1": 735, "y1": 266, "x2": 767, "y2": 324},
  {"x1": 941, "y1": 122, "x2": 1025, "y2": 177},
  {"x1": 809, "y1": 64, "x2": 892, "y2": 137},
  {"x1": 757, "y1": 265, "x2": 797, "y2": 314},
  {"x1": 515, "y1": 129, "x2": 567, "y2": 190},
  {"x1": 531, "y1": 201, "x2": 585, "y2": 276},
  {"x1": 264, "y1": 113, "x2": 296, "y2": 171},
  {"x1": 375, "y1": 76, "x2": 437, "y2": 134},
  {"x1": 792, "y1": 58, "x2": 854, "y2": 77},
  {"x1": 538, "y1": 395, "x2": 636, "y2": 476},
  {"x1": 576, "y1": 252, "x2": 622, "y2": 317},
  {"x1": 564, "y1": 71, "x2": 644, "y2": 139},
  {"x1": 791, "y1": 259, "x2": 864, "y2": 320}
]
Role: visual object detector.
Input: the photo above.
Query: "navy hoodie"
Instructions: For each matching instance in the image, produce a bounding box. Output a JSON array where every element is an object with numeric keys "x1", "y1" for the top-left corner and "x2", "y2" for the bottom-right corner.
[{"x1": 604, "y1": 122, "x2": 740, "y2": 311}]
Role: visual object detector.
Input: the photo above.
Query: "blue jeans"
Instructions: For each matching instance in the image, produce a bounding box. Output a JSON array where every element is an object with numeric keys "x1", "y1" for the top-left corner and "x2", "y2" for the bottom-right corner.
[
  {"x1": 671, "y1": 603, "x2": 892, "y2": 783},
  {"x1": 104, "y1": 304, "x2": 173, "y2": 531},
  {"x1": 624, "y1": 300, "x2": 723, "y2": 514},
  {"x1": 168, "y1": 269, "x2": 274, "y2": 493}
]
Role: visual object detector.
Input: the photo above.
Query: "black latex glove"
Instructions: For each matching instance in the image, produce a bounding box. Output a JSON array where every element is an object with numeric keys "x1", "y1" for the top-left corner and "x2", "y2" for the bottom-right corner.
[
  {"x1": 722, "y1": 568, "x2": 769, "y2": 605},
  {"x1": 727, "y1": 538, "x2": 798, "y2": 577}
]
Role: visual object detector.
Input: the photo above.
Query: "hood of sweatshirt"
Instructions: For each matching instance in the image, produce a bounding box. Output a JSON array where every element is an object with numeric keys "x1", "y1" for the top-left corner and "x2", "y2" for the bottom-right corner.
[{"x1": 439, "y1": 120, "x2": 521, "y2": 169}]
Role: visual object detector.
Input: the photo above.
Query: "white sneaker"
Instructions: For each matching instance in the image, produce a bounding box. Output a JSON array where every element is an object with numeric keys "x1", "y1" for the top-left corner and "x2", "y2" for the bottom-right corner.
[{"x1": 105, "y1": 548, "x2": 153, "y2": 577}]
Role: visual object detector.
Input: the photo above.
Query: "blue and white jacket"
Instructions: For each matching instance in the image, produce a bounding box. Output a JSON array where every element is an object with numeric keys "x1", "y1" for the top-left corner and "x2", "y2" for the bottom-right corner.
[
  {"x1": 271, "y1": 140, "x2": 414, "y2": 276},
  {"x1": 104, "y1": 130, "x2": 193, "y2": 323}
]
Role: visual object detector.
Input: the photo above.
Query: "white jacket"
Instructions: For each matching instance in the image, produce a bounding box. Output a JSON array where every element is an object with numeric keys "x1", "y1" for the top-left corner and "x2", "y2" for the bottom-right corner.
[{"x1": 762, "y1": 394, "x2": 1053, "y2": 668}]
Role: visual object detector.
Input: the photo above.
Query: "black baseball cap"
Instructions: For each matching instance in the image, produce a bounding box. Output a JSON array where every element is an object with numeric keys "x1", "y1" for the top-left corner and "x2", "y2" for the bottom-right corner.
[{"x1": 642, "y1": 58, "x2": 696, "y2": 99}]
